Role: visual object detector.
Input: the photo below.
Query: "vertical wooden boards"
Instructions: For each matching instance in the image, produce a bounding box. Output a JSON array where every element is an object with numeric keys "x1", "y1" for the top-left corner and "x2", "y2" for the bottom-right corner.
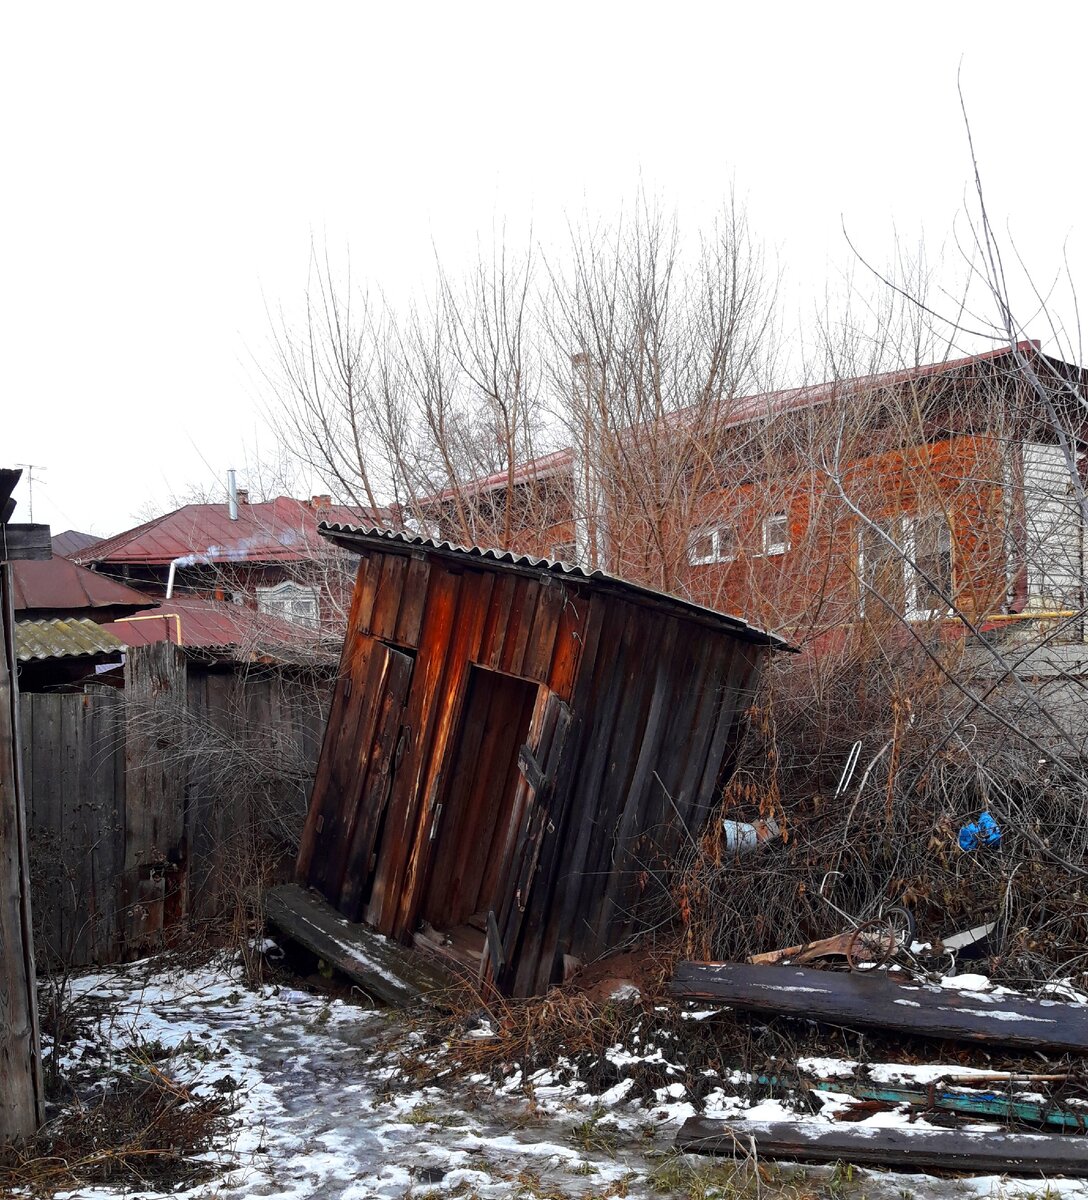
[
  {"x1": 421, "y1": 669, "x2": 540, "y2": 927},
  {"x1": 18, "y1": 661, "x2": 329, "y2": 969},
  {"x1": 298, "y1": 631, "x2": 380, "y2": 884},
  {"x1": 369, "y1": 555, "x2": 410, "y2": 642},
  {"x1": 0, "y1": 563, "x2": 43, "y2": 1141},
  {"x1": 590, "y1": 615, "x2": 681, "y2": 951},
  {"x1": 526, "y1": 601, "x2": 641, "y2": 988},
  {"x1": 394, "y1": 554, "x2": 431, "y2": 646},
  {"x1": 507, "y1": 595, "x2": 610, "y2": 996},
  {"x1": 25, "y1": 693, "x2": 62, "y2": 963},
  {"x1": 492, "y1": 690, "x2": 572, "y2": 994},
  {"x1": 296, "y1": 554, "x2": 385, "y2": 882},
  {"x1": 307, "y1": 644, "x2": 391, "y2": 900},
  {"x1": 393, "y1": 570, "x2": 496, "y2": 936},
  {"x1": 87, "y1": 692, "x2": 125, "y2": 962},
  {"x1": 122, "y1": 642, "x2": 188, "y2": 954},
  {"x1": 294, "y1": 537, "x2": 779, "y2": 995},
  {"x1": 366, "y1": 566, "x2": 461, "y2": 932},
  {"x1": 22, "y1": 692, "x2": 126, "y2": 967},
  {"x1": 336, "y1": 647, "x2": 414, "y2": 920}
]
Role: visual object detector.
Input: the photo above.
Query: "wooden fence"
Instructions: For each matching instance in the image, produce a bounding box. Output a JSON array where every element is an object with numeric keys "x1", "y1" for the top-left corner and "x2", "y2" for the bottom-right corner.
[{"x1": 22, "y1": 643, "x2": 331, "y2": 969}]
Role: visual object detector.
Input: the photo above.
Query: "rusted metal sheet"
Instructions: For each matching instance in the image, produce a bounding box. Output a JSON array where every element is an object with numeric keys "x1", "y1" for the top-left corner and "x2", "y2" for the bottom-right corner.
[
  {"x1": 11, "y1": 556, "x2": 153, "y2": 618},
  {"x1": 669, "y1": 961, "x2": 1088, "y2": 1053},
  {"x1": 293, "y1": 529, "x2": 784, "y2": 996}
]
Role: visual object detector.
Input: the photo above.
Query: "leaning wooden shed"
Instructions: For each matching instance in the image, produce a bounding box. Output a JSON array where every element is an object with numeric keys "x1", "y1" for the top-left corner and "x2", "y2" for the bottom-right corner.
[{"x1": 293, "y1": 525, "x2": 791, "y2": 997}]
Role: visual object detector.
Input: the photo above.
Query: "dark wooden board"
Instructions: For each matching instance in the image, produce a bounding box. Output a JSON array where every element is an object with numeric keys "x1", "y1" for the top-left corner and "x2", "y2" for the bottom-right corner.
[
  {"x1": 670, "y1": 962, "x2": 1088, "y2": 1053},
  {"x1": 265, "y1": 884, "x2": 454, "y2": 1007},
  {"x1": 0, "y1": 523, "x2": 51, "y2": 561},
  {"x1": 676, "y1": 1117, "x2": 1088, "y2": 1177}
]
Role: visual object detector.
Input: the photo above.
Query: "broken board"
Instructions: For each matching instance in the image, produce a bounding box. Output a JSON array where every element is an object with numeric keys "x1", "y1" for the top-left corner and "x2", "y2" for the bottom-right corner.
[
  {"x1": 265, "y1": 884, "x2": 455, "y2": 1007},
  {"x1": 670, "y1": 961, "x2": 1088, "y2": 1053},
  {"x1": 676, "y1": 1118, "x2": 1088, "y2": 1176}
]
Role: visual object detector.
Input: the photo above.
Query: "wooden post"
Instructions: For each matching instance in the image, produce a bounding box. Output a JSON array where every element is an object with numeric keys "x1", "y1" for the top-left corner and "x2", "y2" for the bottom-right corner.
[
  {"x1": 0, "y1": 554, "x2": 44, "y2": 1141},
  {"x1": 122, "y1": 642, "x2": 189, "y2": 954}
]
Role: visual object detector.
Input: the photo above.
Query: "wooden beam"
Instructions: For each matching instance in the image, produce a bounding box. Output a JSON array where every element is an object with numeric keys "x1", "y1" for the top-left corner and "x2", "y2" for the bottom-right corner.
[
  {"x1": 670, "y1": 961, "x2": 1088, "y2": 1053},
  {"x1": 676, "y1": 1118, "x2": 1088, "y2": 1177},
  {"x1": 1, "y1": 524, "x2": 51, "y2": 562},
  {"x1": 0, "y1": 564, "x2": 44, "y2": 1141},
  {"x1": 265, "y1": 884, "x2": 455, "y2": 1007}
]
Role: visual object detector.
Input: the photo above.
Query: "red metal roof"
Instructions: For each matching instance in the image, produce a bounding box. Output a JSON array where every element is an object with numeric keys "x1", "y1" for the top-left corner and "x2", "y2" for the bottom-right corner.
[
  {"x1": 11, "y1": 556, "x2": 155, "y2": 617},
  {"x1": 100, "y1": 593, "x2": 329, "y2": 654},
  {"x1": 75, "y1": 497, "x2": 372, "y2": 567},
  {"x1": 429, "y1": 341, "x2": 1045, "y2": 502}
]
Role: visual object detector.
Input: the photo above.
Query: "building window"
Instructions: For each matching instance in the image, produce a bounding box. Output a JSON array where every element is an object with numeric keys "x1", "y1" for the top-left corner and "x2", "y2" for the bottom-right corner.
[
  {"x1": 257, "y1": 581, "x2": 319, "y2": 629},
  {"x1": 762, "y1": 512, "x2": 790, "y2": 556},
  {"x1": 905, "y1": 513, "x2": 953, "y2": 620},
  {"x1": 549, "y1": 541, "x2": 576, "y2": 564},
  {"x1": 688, "y1": 524, "x2": 735, "y2": 566},
  {"x1": 858, "y1": 514, "x2": 952, "y2": 621}
]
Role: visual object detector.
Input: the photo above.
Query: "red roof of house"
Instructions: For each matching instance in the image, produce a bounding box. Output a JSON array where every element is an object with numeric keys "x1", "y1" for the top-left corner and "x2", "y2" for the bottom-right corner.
[
  {"x1": 11, "y1": 555, "x2": 155, "y2": 618},
  {"x1": 100, "y1": 593, "x2": 330, "y2": 655},
  {"x1": 75, "y1": 497, "x2": 372, "y2": 567},
  {"x1": 431, "y1": 341, "x2": 1045, "y2": 501}
]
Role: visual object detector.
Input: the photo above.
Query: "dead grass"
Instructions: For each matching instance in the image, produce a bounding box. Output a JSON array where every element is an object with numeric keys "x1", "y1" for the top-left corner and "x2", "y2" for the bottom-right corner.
[{"x1": 0, "y1": 1067, "x2": 232, "y2": 1197}]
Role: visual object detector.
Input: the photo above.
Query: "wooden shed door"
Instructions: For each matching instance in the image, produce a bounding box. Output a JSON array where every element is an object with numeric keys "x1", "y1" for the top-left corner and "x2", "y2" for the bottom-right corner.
[
  {"x1": 297, "y1": 642, "x2": 414, "y2": 919},
  {"x1": 485, "y1": 691, "x2": 572, "y2": 991},
  {"x1": 335, "y1": 646, "x2": 414, "y2": 920}
]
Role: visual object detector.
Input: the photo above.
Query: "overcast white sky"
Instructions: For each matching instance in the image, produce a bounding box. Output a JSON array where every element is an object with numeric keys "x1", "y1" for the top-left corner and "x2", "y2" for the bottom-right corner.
[{"x1": 5, "y1": 1, "x2": 1087, "y2": 536}]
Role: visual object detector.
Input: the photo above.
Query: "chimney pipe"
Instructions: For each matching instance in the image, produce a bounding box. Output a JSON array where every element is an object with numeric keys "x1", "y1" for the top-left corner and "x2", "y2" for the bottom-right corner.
[{"x1": 227, "y1": 469, "x2": 238, "y2": 521}]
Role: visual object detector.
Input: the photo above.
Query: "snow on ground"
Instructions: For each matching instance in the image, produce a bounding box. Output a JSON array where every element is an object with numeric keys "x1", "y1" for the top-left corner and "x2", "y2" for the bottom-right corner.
[{"x1": 29, "y1": 951, "x2": 1088, "y2": 1200}]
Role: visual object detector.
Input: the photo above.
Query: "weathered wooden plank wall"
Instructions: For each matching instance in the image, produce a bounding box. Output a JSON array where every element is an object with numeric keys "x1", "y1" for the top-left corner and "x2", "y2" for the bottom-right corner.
[
  {"x1": 22, "y1": 691, "x2": 125, "y2": 966},
  {"x1": 297, "y1": 542, "x2": 768, "y2": 996},
  {"x1": 22, "y1": 647, "x2": 330, "y2": 969}
]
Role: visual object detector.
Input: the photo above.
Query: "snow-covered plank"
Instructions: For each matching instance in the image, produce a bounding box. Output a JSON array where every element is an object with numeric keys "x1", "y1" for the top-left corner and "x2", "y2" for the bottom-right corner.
[
  {"x1": 265, "y1": 884, "x2": 455, "y2": 1007},
  {"x1": 676, "y1": 1117, "x2": 1088, "y2": 1176},
  {"x1": 670, "y1": 962, "x2": 1088, "y2": 1052}
]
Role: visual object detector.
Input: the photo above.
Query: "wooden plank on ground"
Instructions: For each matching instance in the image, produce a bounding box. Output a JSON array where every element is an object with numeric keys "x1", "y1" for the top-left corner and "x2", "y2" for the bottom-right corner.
[
  {"x1": 675, "y1": 1118, "x2": 1088, "y2": 1177},
  {"x1": 669, "y1": 962, "x2": 1088, "y2": 1053},
  {"x1": 265, "y1": 883, "x2": 454, "y2": 1007}
]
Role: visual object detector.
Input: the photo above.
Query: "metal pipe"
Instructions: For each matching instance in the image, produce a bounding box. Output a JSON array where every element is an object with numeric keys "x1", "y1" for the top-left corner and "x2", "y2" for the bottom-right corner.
[
  {"x1": 227, "y1": 469, "x2": 238, "y2": 521},
  {"x1": 166, "y1": 560, "x2": 177, "y2": 599},
  {"x1": 113, "y1": 612, "x2": 183, "y2": 644}
]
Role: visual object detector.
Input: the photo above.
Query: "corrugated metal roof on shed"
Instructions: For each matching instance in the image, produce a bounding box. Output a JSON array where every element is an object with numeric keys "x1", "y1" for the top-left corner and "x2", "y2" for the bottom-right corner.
[
  {"x1": 318, "y1": 523, "x2": 795, "y2": 650},
  {"x1": 15, "y1": 618, "x2": 124, "y2": 662}
]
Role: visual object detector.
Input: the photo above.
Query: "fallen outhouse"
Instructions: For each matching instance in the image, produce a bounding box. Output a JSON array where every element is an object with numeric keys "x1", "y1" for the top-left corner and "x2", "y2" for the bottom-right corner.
[{"x1": 292, "y1": 526, "x2": 790, "y2": 997}]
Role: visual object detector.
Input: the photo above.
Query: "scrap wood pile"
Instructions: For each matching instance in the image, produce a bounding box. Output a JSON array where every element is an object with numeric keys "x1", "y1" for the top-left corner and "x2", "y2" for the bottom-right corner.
[
  {"x1": 660, "y1": 644, "x2": 1088, "y2": 1177},
  {"x1": 667, "y1": 944, "x2": 1088, "y2": 1176}
]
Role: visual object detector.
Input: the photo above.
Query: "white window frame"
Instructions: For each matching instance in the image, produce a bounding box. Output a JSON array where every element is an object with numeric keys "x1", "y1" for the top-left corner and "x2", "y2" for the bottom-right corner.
[
  {"x1": 256, "y1": 580, "x2": 320, "y2": 629},
  {"x1": 761, "y1": 511, "x2": 790, "y2": 556},
  {"x1": 688, "y1": 524, "x2": 736, "y2": 566},
  {"x1": 857, "y1": 515, "x2": 953, "y2": 622}
]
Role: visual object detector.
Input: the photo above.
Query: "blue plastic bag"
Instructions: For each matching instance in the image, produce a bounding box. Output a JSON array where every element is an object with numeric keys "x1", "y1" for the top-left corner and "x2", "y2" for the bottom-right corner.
[{"x1": 958, "y1": 811, "x2": 1001, "y2": 852}]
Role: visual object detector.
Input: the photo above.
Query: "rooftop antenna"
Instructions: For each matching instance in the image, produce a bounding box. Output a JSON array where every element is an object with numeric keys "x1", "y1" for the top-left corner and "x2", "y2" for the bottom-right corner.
[{"x1": 15, "y1": 463, "x2": 45, "y2": 522}]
